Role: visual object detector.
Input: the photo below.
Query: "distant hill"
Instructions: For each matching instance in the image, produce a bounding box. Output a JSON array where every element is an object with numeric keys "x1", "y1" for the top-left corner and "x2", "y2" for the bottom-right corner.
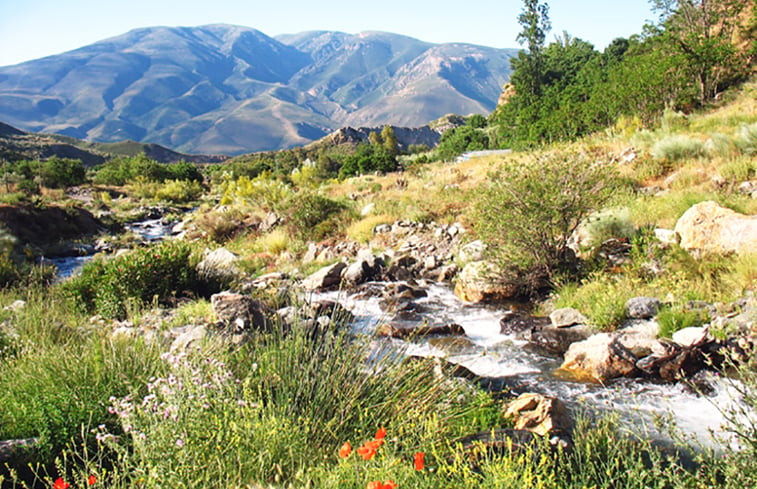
[
  {"x1": 0, "y1": 121, "x2": 227, "y2": 165},
  {"x1": 0, "y1": 25, "x2": 517, "y2": 155}
]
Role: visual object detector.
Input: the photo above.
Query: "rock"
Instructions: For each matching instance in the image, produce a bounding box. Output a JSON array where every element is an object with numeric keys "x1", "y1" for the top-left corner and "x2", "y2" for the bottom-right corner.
[
  {"x1": 654, "y1": 228, "x2": 679, "y2": 247},
  {"x1": 377, "y1": 322, "x2": 465, "y2": 338},
  {"x1": 527, "y1": 324, "x2": 596, "y2": 355},
  {"x1": 435, "y1": 264, "x2": 458, "y2": 282},
  {"x1": 625, "y1": 297, "x2": 662, "y2": 319},
  {"x1": 385, "y1": 254, "x2": 418, "y2": 281},
  {"x1": 374, "y1": 224, "x2": 391, "y2": 234},
  {"x1": 454, "y1": 261, "x2": 520, "y2": 304},
  {"x1": 499, "y1": 311, "x2": 549, "y2": 335},
  {"x1": 0, "y1": 438, "x2": 40, "y2": 463},
  {"x1": 301, "y1": 262, "x2": 347, "y2": 291},
  {"x1": 672, "y1": 326, "x2": 711, "y2": 348},
  {"x1": 560, "y1": 333, "x2": 638, "y2": 382},
  {"x1": 170, "y1": 325, "x2": 209, "y2": 352},
  {"x1": 674, "y1": 201, "x2": 757, "y2": 255},
  {"x1": 616, "y1": 319, "x2": 662, "y2": 357},
  {"x1": 343, "y1": 254, "x2": 384, "y2": 286},
  {"x1": 549, "y1": 308, "x2": 588, "y2": 328},
  {"x1": 458, "y1": 240, "x2": 487, "y2": 264},
  {"x1": 197, "y1": 248, "x2": 240, "y2": 284},
  {"x1": 360, "y1": 203, "x2": 376, "y2": 216},
  {"x1": 504, "y1": 393, "x2": 573, "y2": 437},
  {"x1": 3, "y1": 300, "x2": 26, "y2": 312},
  {"x1": 211, "y1": 292, "x2": 269, "y2": 331},
  {"x1": 260, "y1": 212, "x2": 281, "y2": 232}
]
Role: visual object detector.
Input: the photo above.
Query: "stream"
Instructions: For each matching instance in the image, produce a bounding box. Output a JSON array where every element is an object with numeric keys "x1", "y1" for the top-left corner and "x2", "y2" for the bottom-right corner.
[
  {"x1": 50, "y1": 218, "x2": 177, "y2": 279},
  {"x1": 315, "y1": 282, "x2": 739, "y2": 447}
]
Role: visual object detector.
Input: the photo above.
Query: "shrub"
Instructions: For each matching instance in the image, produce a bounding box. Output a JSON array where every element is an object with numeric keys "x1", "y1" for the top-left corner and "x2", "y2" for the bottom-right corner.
[
  {"x1": 735, "y1": 122, "x2": 757, "y2": 155},
  {"x1": 650, "y1": 135, "x2": 705, "y2": 161},
  {"x1": 474, "y1": 151, "x2": 619, "y2": 280},
  {"x1": 338, "y1": 144, "x2": 398, "y2": 178},
  {"x1": 61, "y1": 240, "x2": 199, "y2": 319},
  {"x1": 718, "y1": 156, "x2": 756, "y2": 182},
  {"x1": 435, "y1": 126, "x2": 489, "y2": 161},
  {"x1": 194, "y1": 208, "x2": 245, "y2": 243},
  {"x1": 219, "y1": 175, "x2": 294, "y2": 210},
  {"x1": 575, "y1": 207, "x2": 635, "y2": 252},
  {"x1": 253, "y1": 229, "x2": 291, "y2": 255},
  {"x1": 346, "y1": 214, "x2": 395, "y2": 243},
  {"x1": 283, "y1": 192, "x2": 350, "y2": 240}
]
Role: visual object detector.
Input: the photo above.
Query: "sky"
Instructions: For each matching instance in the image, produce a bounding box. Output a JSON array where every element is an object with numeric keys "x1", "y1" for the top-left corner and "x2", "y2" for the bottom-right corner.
[{"x1": 0, "y1": 0, "x2": 657, "y2": 67}]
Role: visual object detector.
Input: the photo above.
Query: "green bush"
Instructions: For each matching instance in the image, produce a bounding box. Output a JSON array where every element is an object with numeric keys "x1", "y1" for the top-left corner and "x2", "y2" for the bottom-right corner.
[
  {"x1": 435, "y1": 126, "x2": 489, "y2": 161},
  {"x1": 283, "y1": 192, "x2": 350, "y2": 240},
  {"x1": 474, "y1": 151, "x2": 619, "y2": 281},
  {"x1": 61, "y1": 240, "x2": 199, "y2": 319},
  {"x1": 92, "y1": 155, "x2": 202, "y2": 186},
  {"x1": 338, "y1": 144, "x2": 398, "y2": 178},
  {"x1": 650, "y1": 135, "x2": 705, "y2": 161},
  {"x1": 656, "y1": 304, "x2": 707, "y2": 338},
  {"x1": 735, "y1": 122, "x2": 757, "y2": 155}
]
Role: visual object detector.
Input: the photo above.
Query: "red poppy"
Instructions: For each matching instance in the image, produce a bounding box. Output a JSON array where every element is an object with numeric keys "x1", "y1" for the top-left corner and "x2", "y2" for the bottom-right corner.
[
  {"x1": 365, "y1": 439, "x2": 383, "y2": 450},
  {"x1": 367, "y1": 482, "x2": 382, "y2": 489},
  {"x1": 53, "y1": 478, "x2": 70, "y2": 489},
  {"x1": 383, "y1": 481, "x2": 397, "y2": 489},
  {"x1": 357, "y1": 443, "x2": 377, "y2": 460},
  {"x1": 87, "y1": 475, "x2": 97, "y2": 486},
  {"x1": 414, "y1": 451, "x2": 425, "y2": 471},
  {"x1": 339, "y1": 441, "x2": 352, "y2": 459},
  {"x1": 374, "y1": 427, "x2": 387, "y2": 440}
]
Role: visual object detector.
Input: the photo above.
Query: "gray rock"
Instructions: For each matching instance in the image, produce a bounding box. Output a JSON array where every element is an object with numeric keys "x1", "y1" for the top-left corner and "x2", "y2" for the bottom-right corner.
[
  {"x1": 560, "y1": 333, "x2": 638, "y2": 382},
  {"x1": 625, "y1": 297, "x2": 662, "y2": 319},
  {"x1": 3, "y1": 300, "x2": 26, "y2": 312},
  {"x1": 170, "y1": 325, "x2": 209, "y2": 352},
  {"x1": 654, "y1": 228, "x2": 679, "y2": 247},
  {"x1": 377, "y1": 322, "x2": 465, "y2": 338},
  {"x1": 343, "y1": 254, "x2": 384, "y2": 286},
  {"x1": 549, "y1": 308, "x2": 588, "y2": 328},
  {"x1": 301, "y1": 262, "x2": 347, "y2": 291},
  {"x1": 458, "y1": 240, "x2": 486, "y2": 264},
  {"x1": 197, "y1": 247, "x2": 240, "y2": 283},
  {"x1": 672, "y1": 326, "x2": 711, "y2": 348},
  {"x1": 527, "y1": 324, "x2": 596, "y2": 355},
  {"x1": 211, "y1": 292, "x2": 269, "y2": 331}
]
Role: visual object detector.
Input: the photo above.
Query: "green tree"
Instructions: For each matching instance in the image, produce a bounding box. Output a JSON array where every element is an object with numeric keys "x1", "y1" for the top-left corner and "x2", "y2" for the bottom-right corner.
[
  {"x1": 649, "y1": 0, "x2": 748, "y2": 103},
  {"x1": 380, "y1": 125, "x2": 399, "y2": 155},
  {"x1": 513, "y1": 0, "x2": 552, "y2": 97},
  {"x1": 474, "y1": 151, "x2": 618, "y2": 281}
]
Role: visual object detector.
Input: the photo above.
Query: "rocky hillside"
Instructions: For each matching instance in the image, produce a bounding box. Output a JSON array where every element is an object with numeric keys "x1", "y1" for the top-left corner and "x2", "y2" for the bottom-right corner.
[
  {"x1": 0, "y1": 121, "x2": 227, "y2": 164},
  {"x1": 0, "y1": 25, "x2": 517, "y2": 155}
]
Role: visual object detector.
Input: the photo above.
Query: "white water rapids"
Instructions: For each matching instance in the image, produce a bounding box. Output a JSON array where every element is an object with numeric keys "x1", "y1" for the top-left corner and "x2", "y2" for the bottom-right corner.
[{"x1": 315, "y1": 282, "x2": 745, "y2": 448}]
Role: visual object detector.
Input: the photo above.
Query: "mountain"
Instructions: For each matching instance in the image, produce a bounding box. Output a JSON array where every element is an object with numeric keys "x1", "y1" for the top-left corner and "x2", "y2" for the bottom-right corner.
[
  {"x1": 0, "y1": 121, "x2": 227, "y2": 165},
  {"x1": 0, "y1": 25, "x2": 517, "y2": 155}
]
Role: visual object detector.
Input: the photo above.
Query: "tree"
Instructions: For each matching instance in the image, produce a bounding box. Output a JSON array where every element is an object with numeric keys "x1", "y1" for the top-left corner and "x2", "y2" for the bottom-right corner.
[
  {"x1": 474, "y1": 151, "x2": 618, "y2": 281},
  {"x1": 513, "y1": 0, "x2": 552, "y2": 97},
  {"x1": 649, "y1": 0, "x2": 749, "y2": 103},
  {"x1": 380, "y1": 125, "x2": 399, "y2": 156}
]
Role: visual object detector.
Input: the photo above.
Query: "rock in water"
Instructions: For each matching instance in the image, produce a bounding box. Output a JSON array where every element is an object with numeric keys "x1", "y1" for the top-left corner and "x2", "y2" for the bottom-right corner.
[
  {"x1": 301, "y1": 262, "x2": 347, "y2": 291},
  {"x1": 560, "y1": 333, "x2": 638, "y2": 383},
  {"x1": 454, "y1": 261, "x2": 519, "y2": 303},
  {"x1": 674, "y1": 201, "x2": 757, "y2": 255}
]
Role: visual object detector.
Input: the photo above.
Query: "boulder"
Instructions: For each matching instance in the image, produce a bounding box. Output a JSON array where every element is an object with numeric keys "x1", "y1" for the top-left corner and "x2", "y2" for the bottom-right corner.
[
  {"x1": 549, "y1": 308, "x2": 588, "y2": 328},
  {"x1": 211, "y1": 292, "x2": 269, "y2": 331},
  {"x1": 454, "y1": 261, "x2": 519, "y2": 304},
  {"x1": 672, "y1": 326, "x2": 711, "y2": 348},
  {"x1": 625, "y1": 297, "x2": 662, "y2": 319},
  {"x1": 504, "y1": 393, "x2": 573, "y2": 437},
  {"x1": 377, "y1": 322, "x2": 465, "y2": 338},
  {"x1": 170, "y1": 325, "x2": 209, "y2": 352},
  {"x1": 343, "y1": 253, "x2": 384, "y2": 286},
  {"x1": 560, "y1": 333, "x2": 638, "y2": 383},
  {"x1": 527, "y1": 323, "x2": 596, "y2": 355},
  {"x1": 457, "y1": 240, "x2": 486, "y2": 264},
  {"x1": 499, "y1": 311, "x2": 549, "y2": 335},
  {"x1": 674, "y1": 201, "x2": 757, "y2": 255},
  {"x1": 301, "y1": 262, "x2": 347, "y2": 291},
  {"x1": 197, "y1": 247, "x2": 240, "y2": 284}
]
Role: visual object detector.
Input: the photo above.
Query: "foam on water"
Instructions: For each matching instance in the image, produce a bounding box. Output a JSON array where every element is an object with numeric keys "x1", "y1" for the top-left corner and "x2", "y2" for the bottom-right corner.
[{"x1": 313, "y1": 281, "x2": 743, "y2": 446}]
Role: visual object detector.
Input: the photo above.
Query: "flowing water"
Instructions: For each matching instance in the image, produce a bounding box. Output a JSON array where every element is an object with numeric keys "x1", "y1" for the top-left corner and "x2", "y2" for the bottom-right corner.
[
  {"x1": 315, "y1": 282, "x2": 740, "y2": 447},
  {"x1": 51, "y1": 218, "x2": 177, "y2": 279}
]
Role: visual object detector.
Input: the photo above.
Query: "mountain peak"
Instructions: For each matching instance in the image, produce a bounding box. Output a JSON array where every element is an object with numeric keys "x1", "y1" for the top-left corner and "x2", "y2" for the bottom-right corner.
[{"x1": 0, "y1": 26, "x2": 517, "y2": 155}]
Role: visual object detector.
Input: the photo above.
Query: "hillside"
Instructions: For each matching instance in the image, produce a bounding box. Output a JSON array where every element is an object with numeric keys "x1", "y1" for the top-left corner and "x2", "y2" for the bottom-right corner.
[
  {"x1": 0, "y1": 121, "x2": 228, "y2": 164},
  {"x1": 0, "y1": 25, "x2": 517, "y2": 155}
]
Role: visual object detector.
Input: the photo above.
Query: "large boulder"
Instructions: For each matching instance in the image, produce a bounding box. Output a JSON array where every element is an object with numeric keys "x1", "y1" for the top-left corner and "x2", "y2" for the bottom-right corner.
[
  {"x1": 674, "y1": 201, "x2": 757, "y2": 255},
  {"x1": 549, "y1": 308, "x2": 588, "y2": 328},
  {"x1": 211, "y1": 292, "x2": 269, "y2": 332},
  {"x1": 197, "y1": 247, "x2": 241, "y2": 284},
  {"x1": 377, "y1": 322, "x2": 464, "y2": 338},
  {"x1": 560, "y1": 333, "x2": 638, "y2": 383},
  {"x1": 342, "y1": 252, "x2": 384, "y2": 286},
  {"x1": 504, "y1": 393, "x2": 573, "y2": 437},
  {"x1": 301, "y1": 262, "x2": 347, "y2": 291},
  {"x1": 454, "y1": 261, "x2": 520, "y2": 304}
]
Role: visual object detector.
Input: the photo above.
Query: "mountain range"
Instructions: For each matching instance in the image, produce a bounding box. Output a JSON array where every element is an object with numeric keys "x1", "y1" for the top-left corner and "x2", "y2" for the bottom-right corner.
[{"x1": 0, "y1": 25, "x2": 517, "y2": 155}]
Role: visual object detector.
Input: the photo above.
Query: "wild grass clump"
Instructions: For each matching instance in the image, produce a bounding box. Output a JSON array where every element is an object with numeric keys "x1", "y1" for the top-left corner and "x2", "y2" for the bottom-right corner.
[
  {"x1": 718, "y1": 156, "x2": 756, "y2": 182},
  {"x1": 252, "y1": 228, "x2": 291, "y2": 255},
  {"x1": 656, "y1": 304, "x2": 707, "y2": 338},
  {"x1": 735, "y1": 122, "x2": 757, "y2": 155},
  {"x1": 282, "y1": 191, "x2": 353, "y2": 240},
  {"x1": 552, "y1": 274, "x2": 633, "y2": 330},
  {"x1": 346, "y1": 214, "x2": 395, "y2": 243},
  {"x1": 575, "y1": 207, "x2": 635, "y2": 252},
  {"x1": 127, "y1": 178, "x2": 204, "y2": 204},
  {"x1": 650, "y1": 135, "x2": 705, "y2": 162},
  {"x1": 60, "y1": 240, "x2": 199, "y2": 319}
]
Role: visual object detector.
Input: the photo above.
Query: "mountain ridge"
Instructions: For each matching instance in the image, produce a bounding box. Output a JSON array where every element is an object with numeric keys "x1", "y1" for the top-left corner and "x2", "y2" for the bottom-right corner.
[{"x1": 0, "y1": 25, "x2": 517, "y2": 155}]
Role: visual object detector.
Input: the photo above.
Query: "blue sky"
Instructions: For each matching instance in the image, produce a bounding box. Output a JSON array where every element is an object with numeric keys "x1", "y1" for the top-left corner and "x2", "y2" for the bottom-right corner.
[{"x1": 0, "y1": 0, "x2": 656, "y2": 67}]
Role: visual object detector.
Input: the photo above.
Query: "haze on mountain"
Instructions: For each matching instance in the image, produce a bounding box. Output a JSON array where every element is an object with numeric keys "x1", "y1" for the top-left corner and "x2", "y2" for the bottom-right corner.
[{"x1": 0, "y1": 24, "x2": 517, "y2": 155}]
